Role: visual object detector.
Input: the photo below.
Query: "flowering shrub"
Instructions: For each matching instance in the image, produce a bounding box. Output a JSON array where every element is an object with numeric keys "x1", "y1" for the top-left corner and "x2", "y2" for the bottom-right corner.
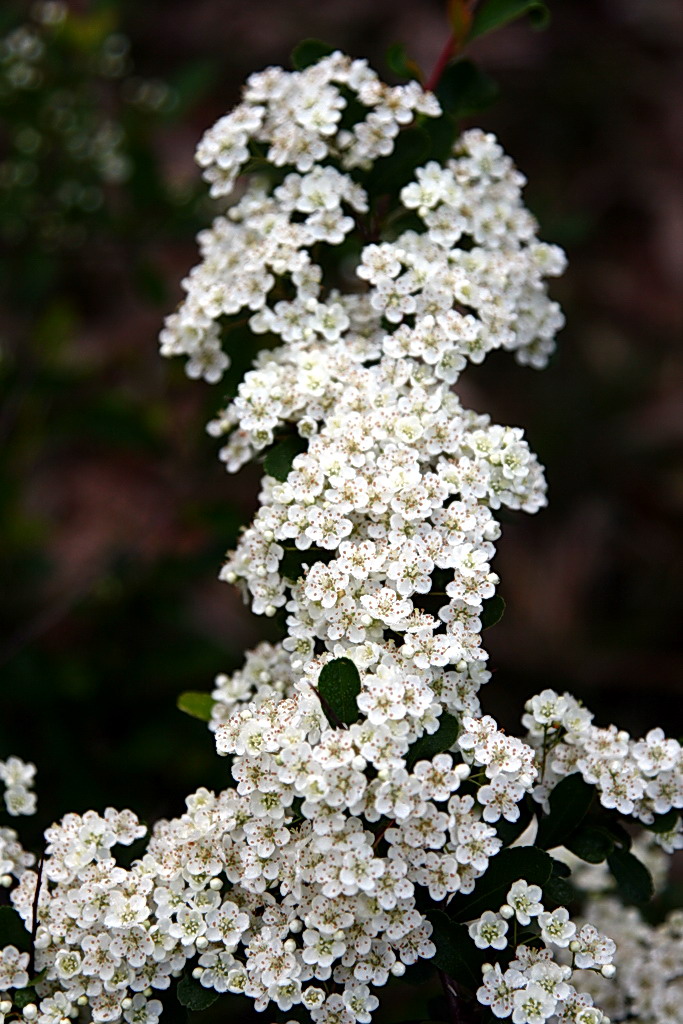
[{"x1": 2, "y1": 26, "x2": 682, "y2": 1024}]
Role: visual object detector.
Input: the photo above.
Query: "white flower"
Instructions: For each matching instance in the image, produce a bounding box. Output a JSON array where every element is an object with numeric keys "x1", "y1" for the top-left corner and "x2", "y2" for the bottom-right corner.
[
  {"x1": 469, "y1": 910, "x2": 509, "y2": 950},
  {"x1": 0, "y1": 945, "x2": 29, "y2": 989},
  {"x1": 512, "y1": 982, "x2": 556, "y2": 1023},
  {"x1": 538, "y1": 907, "x2": 576, "y2": 948},
  {"x1": 506, "y1": 880, "x2": 544, "y2": 926},
  {"x1": 477, "y1": 962, "x2": 525, "y2": 1018}
]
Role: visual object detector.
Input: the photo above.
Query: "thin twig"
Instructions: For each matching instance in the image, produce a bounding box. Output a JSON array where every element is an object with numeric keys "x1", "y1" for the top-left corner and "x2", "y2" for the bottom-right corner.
[
  {"x1": 425, "y1": 0, "x2": 481, "y2": 93},
  {"x1": 28, "y1": 856, "x2": 44, "y2": 979},
  {"x1": 425, "y1": 37, "x2": 456, "y2": 93}
]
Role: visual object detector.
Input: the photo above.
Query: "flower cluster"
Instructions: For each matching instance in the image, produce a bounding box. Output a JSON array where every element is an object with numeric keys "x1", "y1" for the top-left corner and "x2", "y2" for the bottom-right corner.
[
  {"x1": 476, "y1": 926, "x2": 616, "y2": 1024},
  {"x1": 523, "y1": 690, "x2": 683, "y2": 839},
  {"x1": 2, "y1": 48, "x2": 678, "y2": 1024}
]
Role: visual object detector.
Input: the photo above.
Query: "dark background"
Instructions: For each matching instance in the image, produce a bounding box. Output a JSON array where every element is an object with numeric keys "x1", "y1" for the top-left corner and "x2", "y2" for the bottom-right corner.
[{"x1": 1, "y1": 0, "x2": 682, "y2": 850}]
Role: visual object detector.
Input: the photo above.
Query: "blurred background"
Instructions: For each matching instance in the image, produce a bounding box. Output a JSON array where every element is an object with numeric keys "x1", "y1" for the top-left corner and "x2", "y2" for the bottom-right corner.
[{"x1": 1, "y1": 0, "x2": 682, "y2": 845}]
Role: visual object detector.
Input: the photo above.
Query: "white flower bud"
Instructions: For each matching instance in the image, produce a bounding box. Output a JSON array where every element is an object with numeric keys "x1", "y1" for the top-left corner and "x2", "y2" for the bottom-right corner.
[
  {"x1": 0, "y1": 874, "x2": 12, "y2": 888},
  {"x1": 284, "y1": 938, "x2": 297, "y2": 952},
  {"x1": 23, "y1": 1006, "x2": 38, "y2": 1020},
  {"x1": 289, "y1": 918, "x2": 303, "y2": 934},
  {"x1": 192, "y1": 967, "x2": 203, "y2": 979},
  {"x1": 209, "y1": 877, "x2": 223, "y2": 890},
  {"x1": 601, "y1": 964, "x2": 616, "y2": 979},
  {"x1": 121, "y1": 999, "x2": 133, "y2": 1011},
  {"x1": 569, "y1": 940, "x2": 581, "y2": 953},
  {"x1": 0, "y1": 1002, "x2": 13, "y2": 1015},
  {"x1": 390, "y1": 962, "x2": 406, "y2": 977},
  {"x1": 196, "y1": 936, "x2": 209, "y2": 949},
  {"x1": 264, "y1": 604, "x2": 277, "y2": 617},
  {"x1": 77, "y1": 998, "x2": 88, "y2": 1007},
  {"x1": 499, "y1": 904, "x2": 514, "y2": 919}
]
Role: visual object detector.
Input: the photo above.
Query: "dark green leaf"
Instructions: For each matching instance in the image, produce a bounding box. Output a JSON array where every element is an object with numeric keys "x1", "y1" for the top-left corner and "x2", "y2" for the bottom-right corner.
[
  {"x1": 447, "y1": 846, "x2": 554, "y2": 922},
  {"x1": 426, "y1": 910, "x2": 487, "y2": 992},
  {"x1": 406, "y1": 713, "x2": 459, "y2": 767},
  {"x1": 480, "y1": 594, "x2": 505, "y2": 630},
  {"x1": 177, "y1": 691, "x2": 215, "y2": 722},
  {"x1": 606, "y1": 821, "x2": 632, "y2": 851},
  {"x1": 549, "y1": 857, "x2": 571, "y2": 878},
  {"x1": 608, "y1": 847, "x2": 654, "y2": 905},
  {"x1": 365, "y1": 127, "x2": 431, "y2": 198},
  {"x1": 543, "y1": 861, "x2": 577, "y2": 907},
  {"x1": 435, "y1": 60, "x2": 499, "y2": 120},
  {"x1": 536, "y1": 774, "x2": 594, "y2": 850},
  {"x1": 263, "y1": 434, "x2": 307, "y2": 482},
  {"x1": 0, "y1": 906, "x2": 31, "y2": 952},
  {"x1": 496, "y1": 797, "x2": 533, "y2": 846},
  {"x1": 291, "y1": 39, "x2": 335, "y2": 71},
  {"x1": 317, "y1": 657, "x2": 361, "y2": 727},
  {"x1": 447, "y1": 0, "x2": 475, "y2": 46},
  {"x1": 422, "y1": 114, "x2": 460, "y2": 165},
  {"x1": 177, "y1": 975, "x2": 220, "y2": 1011},
  {"x1": 470, "y1": 0, "x2": 550, "y2": 41},
  {"x1": 646, "y1": 809, "x2": 680, "y2": 834},
  {"x1": 15, "y1": 989, "x2": 36, "y2": 1009},
  {"x1": 385, "y1": 43, "x2": 422, "y2": 81},
  {"x1": 565, "y1": 825, "x2": 615, "y2": 864}
]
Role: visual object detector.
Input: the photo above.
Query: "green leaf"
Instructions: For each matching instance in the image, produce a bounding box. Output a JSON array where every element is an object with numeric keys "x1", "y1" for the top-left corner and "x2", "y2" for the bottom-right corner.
[
  {"x1": 263, "y1": 434, "x2": 308, "y2": 482},
  {"x1": 447, "y1": 0, "x2": 475, "y2": 47},
  {"x1": 317, "y1": 657, "x2": 362, "y2": 727},
  {"x1": 543, "y1": 860, "x2": 577, "y2": 907},
  {"x1": 470, "y1": 0, "x2": 550, "y2": 41},
  {"x1": 426, "y1": 910, "x2": 487, "y2": 992},
  {"x1": 536, "y1": 774, "x2": 594, "y2": 850},
  {"x1": 406, "y1": 713, "x2": 459, "y2": 767},
  {"x1": 606, "y1": 821, "x2": 632, "y2": 851},
  {"x1": 385, "y1": 43, "x2": 422, "y2": 81},
  {"x1": 496, "y1": 797, "x2": 533, "y2": 847},
  {"x1": 177, "y1": 974, "x2": 220, "y2": 1011},
  {"x1": 422, "y1": 114, "x2": 460, "y2": 165},
  {"x1": 447, "y1": 846, "x2": 554, "y2": 922},
  {"x1": 0, "y1": 906, "x2": 31, "y2": 952},
  {"x1": 480, "y1": 594, "x2": 506, "y2": 630},
  {"x1": 434, "y1": 60, "x2": 499, "y2": 120},
  {"x1": 15, "y1": 989, "x2": 37, "y2": 1009},
  {"x1": 565, "y1": 825, "x2": 615, "y2": 864},
  {"x1": 646, "y1": 809, "x2": 680, "y2": 834},
  {"x1": 291, "y1": 39, "x2": 335, "y2": 71},
  {"x1": 177, "y1": 691, "x2": 215, "y2": 722},
  {"x1": 607, "y1": 847, "x2": 654, "y2": 905},
  {"x1": 365, "y1": 127, "x2": 431, "y2": 198}
]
